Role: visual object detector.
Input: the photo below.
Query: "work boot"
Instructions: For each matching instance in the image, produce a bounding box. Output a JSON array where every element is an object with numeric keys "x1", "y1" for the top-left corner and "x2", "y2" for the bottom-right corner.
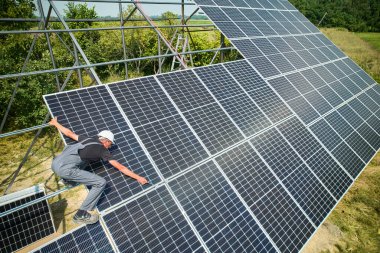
[
  {"x1": 73, "y1": 211, "x2": 99, "y2": 225},
  {"x1": 58, "y1": 178, "x2": 78, "y2": 188}
]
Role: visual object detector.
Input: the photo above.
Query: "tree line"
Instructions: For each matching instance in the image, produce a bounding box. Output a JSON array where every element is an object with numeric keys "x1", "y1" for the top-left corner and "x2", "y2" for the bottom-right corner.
[{"x1": 289, "y1": 0, "x2": 380, "y2": 32}]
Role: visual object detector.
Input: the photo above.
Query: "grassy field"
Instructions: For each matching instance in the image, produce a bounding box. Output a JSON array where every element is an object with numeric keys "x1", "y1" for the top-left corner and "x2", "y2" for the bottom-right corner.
[{"x1": 1, "y1": 28, "x2": 379, "y2": 252}]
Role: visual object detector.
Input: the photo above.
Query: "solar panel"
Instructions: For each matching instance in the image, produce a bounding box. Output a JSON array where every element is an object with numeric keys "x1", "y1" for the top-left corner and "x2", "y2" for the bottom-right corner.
[
  {"x1": 32, "y1": 222, "x2": 114, "y2": 253},
  {"x1": 0, "y1": 185, "x2": 55, "y2": 253},
  {"x1": 40, "y1": 0, "x2": 380, "y2": 252}
]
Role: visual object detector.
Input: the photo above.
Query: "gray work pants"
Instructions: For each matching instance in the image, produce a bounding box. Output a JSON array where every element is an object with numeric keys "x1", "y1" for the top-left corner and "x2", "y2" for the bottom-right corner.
[{"x1": 51, "y1": 141, "x2": 106, "y2": 211}]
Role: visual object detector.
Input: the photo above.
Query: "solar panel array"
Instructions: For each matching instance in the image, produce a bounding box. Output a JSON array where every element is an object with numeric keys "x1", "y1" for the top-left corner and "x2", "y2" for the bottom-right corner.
[
  {"x1": 0, "y1": 186, "x2": 55, "y2": 253},
  {"x1": 35, "y1": 0, "x2": 380, "y2": 252}
]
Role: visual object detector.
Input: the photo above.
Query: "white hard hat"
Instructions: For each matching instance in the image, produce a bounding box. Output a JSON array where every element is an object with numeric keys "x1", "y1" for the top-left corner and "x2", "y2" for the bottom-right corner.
[{"x1": 98, "y1": 130, "x2": 115, "y2": 144}]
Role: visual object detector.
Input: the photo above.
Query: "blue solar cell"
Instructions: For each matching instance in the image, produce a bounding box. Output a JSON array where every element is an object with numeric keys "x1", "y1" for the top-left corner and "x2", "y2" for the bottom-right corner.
[
  {"x1": 252, "y1": 22, "x2": 278, "y2": 36},
  {"x1": 231, "y1": 0, "x2": 249, "y2": 8},
  {"x1": 335, "y1": 60, "x2": 354, "y2": 75},
  {"x1": 329, "y1": 80, "x2": 354, "y2": 100},
  {"x1": 135, "y1": 115, "x2": 208, "y2": 178},
  {"x1": 267, "y1": 53, "x2": 295, "y2": 73},
  {"x1": 325, "y1": 63, "x2": 347, "y2": 79},
  {"x1": 340, "y1": 76, "x2": 361, "y2": 95},
  {"x1": 200, "y1": 6, "x2": 230, "y2": 21},
  {"x1": 306, "y1": 148, "x2": 352, "y2": 199},
  {"x1": 251, "y1": 128, "x2": 304, "y2": 180},
  {"x1": 310, "y1": 119, "x2": 342, "y2": 151},
  {"x1": 214, "y1": 21, "x2": 246, "y2": 38},
  {"x1": 317, "y1": 85, "x2": 344, "y2": 107},
  {"x1": 239, "y1": 8, "x2": 263, "y2": 22},
  {"x1": 252, "y1": 38, "x2": 280, "y2": 56},
  {"x1": 248, "y1": 85, "x2": 293, "y2": 123},
  {"x1": 277, "y1": 117, "x2": 323, "y2": 160},
  {"x1": 282, "y1": 51, "x2": 309, "y2": 69},
  {"x1": 288, "y1": 96, "x2": 320, "y2": 124},
  {"x1": 294, "y1": 36, "x2": 315, "y2": 49},
  {"x1": 348, "y1": 98, "x2": 372, "y2": 121},
  {"x1": 103, "y1": 186, "x2": 204, "y2": 253},
  {"x1": 283, "y1": 36, "x2": 305, "y2": 51},
  {"x1": 268, "y1": 37, "x2": 293, "y2": 52},
  {"x1": 44, "y1": 86, "x2": 129, "y2": 145},
  {"x1": 233, "y1": 39, "x2": 264, "y2": 58},
  {"x1": 366, "y1": 88, "x2": 380, "y2": 107},
  {"x1": 297, "y1": 50, "x2": 320, "y2": 66},
  {"x1": 194, "y1": 0, "x2": 215, "y2": 5},
  {"x1": 216, "y1": 142, "x2": 278, "y2": 206},
  {"x1": 221, "y1": 7, "x2": 249, "y2": 21},
  {"x1": 219, "y1": 93, "x2": 271, "y2": 137},
  {"x1": 304, "y1": 90, "x2": 333, "y2": 115},
  {"x1": 280, "y1": 21, "x2": 302, "y2": 34},
  {"x1": 169, "y1": 161, "x2": 276, "y2": 252},
  {"x1": 319, "y1": 46, "x2": 338, "y2": 61},
  {"x1": 157, "y1": 70, "x2": 215, "y2": 112},
  {"x1": 357, "y1": 93, "x2": 379, "y2": 113},
  {"x1": 109, "y1": 77, "x2": 177, "y2": 128},
  {"x1": 283, "y1": 164, "x2": 337, "y2": 226},
  {"x1": 300, "y1": 68, "x2": 327, "y2": 89},
  {"x1": 210, "y1": 0, "x2": 233, "y2": 6},
  {"x1": 358, "y1": 70, "x2": 376, "y2": 86},
  {"x1": 236, "y1": 21, "x2": 263, "y2": 36},
  {"x1": 338, "y1": 104, "x2": 364, "y2": 129},
  {"x1": 325, "y1": 111, "x2": 354, "y2": 139},
  {"x1": 269, "y1": 76, "x2": 301, "y2": 101},
  {"x1": 251, "y1": 185, "x2": 315, "y2": 253},
  {"x1": 224, "y1": 60, "x2": 267, "y2": 91},
  {"x1": 313, "y1": 65, "x2": 337, "y2": 84},
  {"x1": 268, "y1": 21, "x2": 290, "y2": 35},
  {"x1": 306, "y1": 34, "x2": 325, "y2": 48},
  {"x1": 357, "y1": 123, "x2": 380, "y2": 150},
  {"x1": 33, "y1": 223, "x2": 113, "y2": 253},
  {"x1": 342, "y1": 58, "x2": 362, "y2": 72},
  {"x1": 332, "y1": 142, "x2": 365, "y2": 178},
  {"x1": 248, "y1": 56, "x2": 281, "y2": 78},
  {"x1": 346, "y1": 132, "x2": 376, "y2": 163},
  {"x1": 195, "y1": 65, "x2": 245, "y2": 100},
  {"x1": 308, "y1": 48, "x2": 329, "y2": 63},
  {"x1": 183, "y1": 102, "x2": 244, "y2": 154},
  {"x1": 348, "y1": 73, "x2": 368, "y2": 90},
  {"x1": 367, "y1": 115, "x2": 380, "y2": 136},
  {"x1": 258, "y1": 0, "x2": 275, "y2": 9},
  {"x1": 286, "y1": 72, "x2": 314, "y2": 94}
]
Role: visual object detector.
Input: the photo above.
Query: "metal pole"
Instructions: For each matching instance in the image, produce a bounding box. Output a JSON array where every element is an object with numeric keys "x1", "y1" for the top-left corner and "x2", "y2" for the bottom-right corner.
[
  {"x1": 4, "y1": 66, "x2": 77, "y2": 194},
  {"x1": 158, "y1": 35, "x2": 162, "y2": 74},
  {"x1": 73, "y1": 42, "x2": 83, "y2": 88},
  {"x1": 119, "y1": 1, "x2": 129, "y2": 79},
  {"x1": 37, "y1": 0, "x2": 61, "y2": 91},
  {"x1": 133, "y1": 1, "x2": 188, "y2": 69},
  {"x1": 220, "y1": 34, "x2": 225, "y2": 63},
  {"x1": 0, "y1": 47, "x2": 235, "y2": 80},
  {"x1": 318, "y1": 12, "x2": 328, "y2": 27},
  {"x1": 49, "y1": 0, "x2": 102, "y2": 85}
]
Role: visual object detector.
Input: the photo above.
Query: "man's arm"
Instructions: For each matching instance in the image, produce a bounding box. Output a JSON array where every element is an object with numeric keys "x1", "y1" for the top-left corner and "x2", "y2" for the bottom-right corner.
[
  {"x1": 108, "y1": 160, "x2": 148, "y2": 185},
  {"x1": 49, "y1": 117, "x2": 79, "y2": 141}
]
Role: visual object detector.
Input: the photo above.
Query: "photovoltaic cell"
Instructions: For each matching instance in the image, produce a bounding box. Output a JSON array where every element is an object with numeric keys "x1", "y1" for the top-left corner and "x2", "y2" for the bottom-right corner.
[
  {"x1": 269, "y1": 76, "x2": 301, "y2": 101},
  {"x1": 251, "y1": 185, "x2": 315, "y2": 253},
  {"x1": 194, "y1": 65, "x2": 245, "y2": 100},
  {"x1": 310, "y1": 119, "x2": 342, "y2": 151},
  {"x1": 325, "y1": 111, "x2": 354, "y2": 139},
  {"x1": 169, "y1": 161, "x2": 276, "y2": 252},
  {"x1": 357, "y1": 123, "x2": 380, "y2": 150},
  {"x1": 306, "y1": 149, "x2": 352, "y2": 199},
  {"x1": 287, "y1": 96, "x2": 319, "y2": 124},
  {"x1": 338, "y1": 104, "x2": 364, "y2": 129},
  {"x1": 317, "y1": 85, "x2": 344, "y2": 107},
  {"x1": 216, "y1": 142, "x2": 278, "y2": 206},
  {"x1": 156, "y1": 70, "x2": 216, "y2": 112},
  {"x1": 232, "y1": 39, "x2": 264, "y2": 58},
  {"x1": 248, "y1": 57, "x2": 281, "y2": 78},
  {"x1": 277, "y1": 117, "x2": 322, "y2": 160},
  {"x1": 33, "y1": 223, "x2": 113, "y2": 253},
  {"x1": 329, "y1": 80, "x2": 354, "y2": 100},
  {"x1": 332, "y1": 142, "x2": 365, "y2": 178},
  {"x1": 135, "y1": 115, "x2": 208, "y2": 179},
  {"x1": 345, "y1": 132, "x2": 375, "y2": 163},
  {"x1": 358, "y1": 93, "x2": 379, "y2": 113},
  {"x1": 214, "y1": 21, "x2": 246, "y2": 38},
  {"x1": 251, "y1": 128, "x2": 304, "y2": 180},
  {"x1": 219, "y1": 93, "x2": 272, "y2": 137},
  {"x1": 247, "y1": 86, "x2": 293, "y2": 123},
  {"x1": 283, "y1": 164, "x2": 336, "y2": 226},
  {"x1": 109, "y1": 77, "x2": 177, "y2": 128},
  {"x1": 1, "y1": 188, "x2": 55, "y2": 253},
  {"x1": 183, "y1": 102, "x2": 244, "y2": 154},
  {"x1": 301, "y1": 68, "x2": 327, "y2": 89},
  {"x1": 348, "y1": 98, "x2": 372, "y2": 121}
]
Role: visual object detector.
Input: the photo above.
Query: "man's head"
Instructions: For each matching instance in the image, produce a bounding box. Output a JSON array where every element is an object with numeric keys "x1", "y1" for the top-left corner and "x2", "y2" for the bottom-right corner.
[{"x1": 97, "y1": 130, "x2": 114, "y2": 149}]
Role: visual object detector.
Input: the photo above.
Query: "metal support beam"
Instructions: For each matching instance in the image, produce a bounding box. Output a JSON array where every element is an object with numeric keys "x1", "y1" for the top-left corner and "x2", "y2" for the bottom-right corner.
[
  {"x1": 120, "y1": 1, "x2": 129, "y2": 79},
  {"x1": 49, "y1": 0, "x2": 102, "y2": 85},
  {"x1": 133, "y1": 1, "x2": 188, "y2": 69}
]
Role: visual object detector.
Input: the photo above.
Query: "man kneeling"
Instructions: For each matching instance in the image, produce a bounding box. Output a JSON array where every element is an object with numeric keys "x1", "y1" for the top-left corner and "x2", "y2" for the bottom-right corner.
[{"x1": 49, "y1": 117, "x2": 148, "y2": 225}]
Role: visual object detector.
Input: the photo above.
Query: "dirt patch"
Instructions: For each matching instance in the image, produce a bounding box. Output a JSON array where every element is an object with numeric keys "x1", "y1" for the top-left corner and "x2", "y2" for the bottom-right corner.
[{"x1": 302, "y1": 222, "x2": 344, "y2": 253}]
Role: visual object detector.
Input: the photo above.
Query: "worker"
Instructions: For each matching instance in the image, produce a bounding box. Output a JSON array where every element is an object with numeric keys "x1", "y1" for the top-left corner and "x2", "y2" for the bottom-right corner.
[{"x1": 49, "y1": 116, "x2": 148, "y2": 225}]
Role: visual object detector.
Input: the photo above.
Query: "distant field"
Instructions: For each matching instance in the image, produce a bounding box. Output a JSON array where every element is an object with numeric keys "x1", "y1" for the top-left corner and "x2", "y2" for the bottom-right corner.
[{"x1": 356, "y1": 32, "x2": 380, "y2": 51}]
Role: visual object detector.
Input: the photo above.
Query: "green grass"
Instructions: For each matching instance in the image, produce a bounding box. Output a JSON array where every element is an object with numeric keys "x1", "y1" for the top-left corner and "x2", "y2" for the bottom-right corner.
[{"x1": 356, "y1": 33, "x2": 380, "y2": 51}]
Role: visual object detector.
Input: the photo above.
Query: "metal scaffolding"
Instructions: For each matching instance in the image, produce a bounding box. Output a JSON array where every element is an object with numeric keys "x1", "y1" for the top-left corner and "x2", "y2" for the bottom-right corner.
[{"x1": 0, "y1": 0, "x2": 237, "y2": 203}]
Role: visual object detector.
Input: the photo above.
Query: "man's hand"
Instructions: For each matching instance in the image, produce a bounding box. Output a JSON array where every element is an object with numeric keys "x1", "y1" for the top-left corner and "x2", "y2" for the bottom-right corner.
[
  {"x1": 137, "y1": 176, "x2": 148, "y2": 185},
  {"x1": 49, "y1": 116, "x2": 58, "y2": 127}
]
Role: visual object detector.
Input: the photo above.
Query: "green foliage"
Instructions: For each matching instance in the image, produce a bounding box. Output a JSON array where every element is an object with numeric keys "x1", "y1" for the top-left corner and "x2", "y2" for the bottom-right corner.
[
  {"x1": 0, "y1": 0, "x2": 36, "y2": 31},
  {"x1": 289, "y1": 0, "x2": 380, "y2": 32}
]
